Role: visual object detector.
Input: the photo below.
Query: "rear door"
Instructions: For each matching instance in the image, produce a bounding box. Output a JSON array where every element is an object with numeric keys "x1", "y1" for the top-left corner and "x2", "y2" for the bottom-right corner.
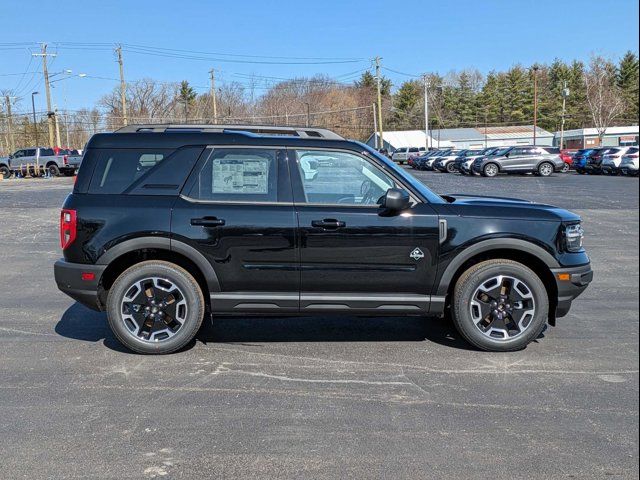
[
  {"x1": 290, "y1": 147, "x2": 440, "y2": 314},
  {"x1": 172, "y1": 146, "x2": 299, "y2": 313}
]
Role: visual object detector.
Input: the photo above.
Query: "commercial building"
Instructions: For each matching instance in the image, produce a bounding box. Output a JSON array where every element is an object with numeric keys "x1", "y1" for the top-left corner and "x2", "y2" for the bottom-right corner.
[
  {"x1": 366, "y1": 125, "x2": 553, "y2": 151},
  {"x1": 555, "y1": 126, "x2": 639, "y2": 149}
]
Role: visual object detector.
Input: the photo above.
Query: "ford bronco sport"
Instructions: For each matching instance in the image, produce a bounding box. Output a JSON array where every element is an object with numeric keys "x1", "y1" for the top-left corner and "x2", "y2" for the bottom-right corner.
[{"x1": 54, "y1": 124, "x2": 593, "y2": 354}]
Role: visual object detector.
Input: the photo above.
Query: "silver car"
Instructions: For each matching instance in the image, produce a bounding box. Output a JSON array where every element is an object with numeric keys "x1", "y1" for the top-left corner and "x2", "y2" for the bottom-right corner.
[{"x1": 472, "y1": 146, "x2": 565, "y2": 177}]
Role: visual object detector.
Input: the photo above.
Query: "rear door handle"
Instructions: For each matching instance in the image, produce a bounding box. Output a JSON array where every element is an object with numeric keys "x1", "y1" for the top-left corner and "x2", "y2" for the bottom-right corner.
[
  {"x1": 312, "y1": 219, "x2": 346, "y2": 229},
  {"x1": 191, "y1": 216, "x2": 225, "y2": 227}
]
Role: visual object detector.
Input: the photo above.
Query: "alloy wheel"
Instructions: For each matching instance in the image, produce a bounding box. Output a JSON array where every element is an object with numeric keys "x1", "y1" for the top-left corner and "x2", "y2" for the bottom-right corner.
[
  {"x1": 470, "y1": 275, "x2": 536, "y2": 341},
  {"x1": 120, "y1": 277, "x2": 188, "y2": 342}
]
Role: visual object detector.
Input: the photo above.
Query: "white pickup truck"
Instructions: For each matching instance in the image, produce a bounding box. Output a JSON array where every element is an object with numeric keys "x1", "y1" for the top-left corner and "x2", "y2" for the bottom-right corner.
[{"x1": 0, "y1": 147, "x2": 78, "y2": 178}]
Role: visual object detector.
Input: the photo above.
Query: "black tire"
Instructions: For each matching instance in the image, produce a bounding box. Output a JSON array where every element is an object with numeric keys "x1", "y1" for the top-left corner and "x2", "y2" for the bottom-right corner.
[
  {"x1": 47, "y1": 164, "x2": 60, "y2": 177},
  {"x1": 576, "y1": 169, "x2": 585, "y2": 175},
  {"x1": 451, "y1": 259, "x2": 549, "y2": 352},
  {"x1": 537, "y1": 162, "x2": 554, "y2": 177},
  {"x1": 483, "y1": 163, "x2": 499, "y2": 177},
  {"x1": 106, "y1": 260, "x2": 205, "y2": 354},
  {"x1": 446, "y1": 162, "x2": 457, "y2": 173},
  {"x1": 0, "y1": 165, "x2": 10, "y2": 179},
  {"x1": 561, "y1": 162, "x2": 570, "y2": 173}
]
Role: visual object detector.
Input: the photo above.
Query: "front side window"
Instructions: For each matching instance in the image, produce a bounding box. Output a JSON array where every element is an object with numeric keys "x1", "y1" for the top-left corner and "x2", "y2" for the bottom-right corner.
[
  {"x1": 295, "y1": 150, "x2": 395, "y2": 206},
  {"x1": 187, "y1": 148, "x2": 279, "y2": 202}
]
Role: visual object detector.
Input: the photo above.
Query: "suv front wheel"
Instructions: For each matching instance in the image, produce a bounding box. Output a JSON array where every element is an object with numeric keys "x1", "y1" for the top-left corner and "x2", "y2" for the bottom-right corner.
[
  {"x1": 106, "y1": 260, "x2": 205, "y2": 354},
  {"x1": 451, "y1": 259, "x2": 549, "y2": 351}
]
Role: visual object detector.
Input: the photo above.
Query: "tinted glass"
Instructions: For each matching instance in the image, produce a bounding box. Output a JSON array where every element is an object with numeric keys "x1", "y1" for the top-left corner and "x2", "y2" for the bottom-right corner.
[
  {"x1": 544, "y1": 147, "x2": 560, "y2": 154},
  {"x1": 88, "y1": 149, "x2": 170, "y2": 194},
  {"x1": 188, "y1": 148, "x2": 279, "y2": 202},
  {"x1": 295, "y1": 149, "x2": 395, "y2": 206},
  {"x1": 40, "y1": 148, "x2": 55, "y2": 156},
  {"x1": 25, "y1": 149, "x2": 37, "y2": 156},
  {"x1": 409, "y1": 148, "x2": 419, "y2": 152},
  {"x1": 627, "y1": 147, "x2": 639, "y2": 154}
]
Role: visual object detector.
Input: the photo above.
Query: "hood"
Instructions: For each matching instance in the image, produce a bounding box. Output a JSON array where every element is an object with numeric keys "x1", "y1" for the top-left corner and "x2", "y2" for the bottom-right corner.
[{"x1": 442, "y1": 193, "x2": 581, "y2": 222}]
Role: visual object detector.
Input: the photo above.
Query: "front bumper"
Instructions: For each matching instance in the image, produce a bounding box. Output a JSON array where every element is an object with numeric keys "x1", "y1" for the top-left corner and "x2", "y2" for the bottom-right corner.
[
  {"x1": 550, "y1": 263, "x2": 593, "y2": 318},
  {"x1": 54, "y1": 259, "x2": 106, "y2": 311}
]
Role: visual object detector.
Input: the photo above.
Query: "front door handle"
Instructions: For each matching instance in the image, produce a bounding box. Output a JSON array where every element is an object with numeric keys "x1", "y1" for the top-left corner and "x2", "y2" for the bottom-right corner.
[
  {"x1": 191, "y1": 216, "x2": 225, "y2": 227},
  {"x1": 312, "y1": 219, "x2": 346, "y2": 229}
]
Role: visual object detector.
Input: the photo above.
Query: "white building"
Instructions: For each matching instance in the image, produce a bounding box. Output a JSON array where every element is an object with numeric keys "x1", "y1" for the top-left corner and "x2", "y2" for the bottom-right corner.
[{"x1": 366, "y1": 125, "x2": 553, "y2": 151}]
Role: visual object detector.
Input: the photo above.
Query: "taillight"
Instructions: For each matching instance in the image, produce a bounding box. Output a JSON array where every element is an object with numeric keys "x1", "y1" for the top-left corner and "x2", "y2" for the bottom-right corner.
[
  {"x1": 60, "y1": 209, "x2": 77, "y2": 250},
  {"x1": 63, "y1": 155, "x2": 69, "y2": 165}
]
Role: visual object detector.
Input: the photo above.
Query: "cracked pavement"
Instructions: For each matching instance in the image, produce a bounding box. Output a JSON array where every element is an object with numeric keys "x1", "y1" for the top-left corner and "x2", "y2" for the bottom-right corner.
[{"x1": 0, "y1": 172, "x2": 638, "y2": 479}]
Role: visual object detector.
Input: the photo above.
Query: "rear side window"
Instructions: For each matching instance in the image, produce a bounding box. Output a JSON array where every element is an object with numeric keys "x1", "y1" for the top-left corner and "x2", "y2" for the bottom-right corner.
[
  {"x1": 187, "y1": 148, "x2": 280, "y2": 202},
  {"x1": 40, "y1": 148, "x2": 55, "y2": 156},
  {"x1": 88, "y1": 149, "x2": 171, "y2": 194}
]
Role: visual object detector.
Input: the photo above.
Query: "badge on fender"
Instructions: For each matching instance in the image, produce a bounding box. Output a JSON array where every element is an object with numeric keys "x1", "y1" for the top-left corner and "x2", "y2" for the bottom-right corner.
[{"x1": 410, "y1": 248, "x2": 424, "y2": 261}]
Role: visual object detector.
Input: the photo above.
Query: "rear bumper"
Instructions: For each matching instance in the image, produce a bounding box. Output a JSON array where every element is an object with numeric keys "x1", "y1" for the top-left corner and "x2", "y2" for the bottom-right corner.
[
  {"x1": 551, "y1": 263, "x2": 593, "y2": 318},
  {"x1": 54, "y1": 259, "x2": 106, "y2": 311}
]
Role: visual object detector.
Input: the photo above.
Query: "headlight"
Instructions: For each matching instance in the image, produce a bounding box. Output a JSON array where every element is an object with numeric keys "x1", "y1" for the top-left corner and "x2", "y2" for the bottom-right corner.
[{"x1": 563, "y1": 223, "x2": 584, "y2": 252}]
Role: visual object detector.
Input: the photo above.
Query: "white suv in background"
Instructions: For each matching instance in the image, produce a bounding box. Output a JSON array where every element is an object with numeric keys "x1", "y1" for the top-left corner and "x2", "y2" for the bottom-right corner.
[
  {"x1": 392, "y1": 147, "x2": 427, "y2": 164},
  {"x1": 601, "y1": 147, "x2": 632, "y2": 175}
]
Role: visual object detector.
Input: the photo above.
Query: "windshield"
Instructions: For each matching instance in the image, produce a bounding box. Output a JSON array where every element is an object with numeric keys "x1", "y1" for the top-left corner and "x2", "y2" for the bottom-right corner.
[{"x1": 356, "y1": 142, "x2": 446, "y2": 204}]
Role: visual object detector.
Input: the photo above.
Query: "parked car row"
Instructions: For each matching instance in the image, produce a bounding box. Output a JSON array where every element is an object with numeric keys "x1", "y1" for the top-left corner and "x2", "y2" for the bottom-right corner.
[
  {"x1": 573, "y1": 147, "x2": 639, "y2": 176},
  {"x1": 407, "y1": 145, "x2": 566, "y2": 177},
  {"x1": 0, "y1": 147, "x2": 82, "y2": 179}
]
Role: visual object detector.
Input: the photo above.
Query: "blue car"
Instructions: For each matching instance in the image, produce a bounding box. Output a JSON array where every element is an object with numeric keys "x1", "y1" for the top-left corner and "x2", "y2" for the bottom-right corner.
[{"x1": 573, "y1": 148, "x2": 595, "y2": 174}]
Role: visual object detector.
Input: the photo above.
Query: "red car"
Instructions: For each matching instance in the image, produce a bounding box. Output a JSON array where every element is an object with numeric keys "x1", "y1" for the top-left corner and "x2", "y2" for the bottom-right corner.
[{"x1": 560, "y1": 149, "x2": 577, "y2": 171}]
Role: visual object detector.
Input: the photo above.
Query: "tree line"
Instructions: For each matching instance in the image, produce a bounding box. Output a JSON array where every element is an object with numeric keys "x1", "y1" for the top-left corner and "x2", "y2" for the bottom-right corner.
[{"x1": 1, "y1": 52, "x2": 637, "y2": 153}]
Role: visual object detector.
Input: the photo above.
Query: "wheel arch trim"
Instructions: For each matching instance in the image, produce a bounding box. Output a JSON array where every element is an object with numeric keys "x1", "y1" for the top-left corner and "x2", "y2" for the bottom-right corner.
[
  {"x1": 435, "y1": 238, "x2": 559, "y2": 297},
  {"x1": 96, "y1": 236, "x2": 221, "y2": 293}
]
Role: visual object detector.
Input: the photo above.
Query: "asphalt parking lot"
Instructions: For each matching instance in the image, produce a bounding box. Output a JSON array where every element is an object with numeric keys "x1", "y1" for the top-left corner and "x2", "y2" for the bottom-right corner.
[{"x1": 0, "y1": 171, "x2": 638, "y2": 479}]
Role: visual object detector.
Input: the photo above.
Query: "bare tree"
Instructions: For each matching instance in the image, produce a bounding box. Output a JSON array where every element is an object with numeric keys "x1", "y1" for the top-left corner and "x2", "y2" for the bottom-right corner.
[{"x1": 584, "y1": 56, "x2": 625, "y2": 142}]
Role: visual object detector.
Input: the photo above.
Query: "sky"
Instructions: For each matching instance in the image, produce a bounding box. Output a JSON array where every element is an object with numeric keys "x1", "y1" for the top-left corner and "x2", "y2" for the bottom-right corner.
[{"x1": 2, "y1": 0, "x2": 639, "y2": 115}]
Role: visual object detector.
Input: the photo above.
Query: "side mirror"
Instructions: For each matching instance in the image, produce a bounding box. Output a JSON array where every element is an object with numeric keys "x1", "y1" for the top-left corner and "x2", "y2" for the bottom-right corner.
[{"x1": 381, "y1": 188, "x2": 411, "y2": 211}]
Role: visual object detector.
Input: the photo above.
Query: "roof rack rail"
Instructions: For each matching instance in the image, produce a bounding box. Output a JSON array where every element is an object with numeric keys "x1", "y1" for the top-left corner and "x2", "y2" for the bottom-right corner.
[{"x1": 115, "y1": 124, "x2": 344, "y2": 140}]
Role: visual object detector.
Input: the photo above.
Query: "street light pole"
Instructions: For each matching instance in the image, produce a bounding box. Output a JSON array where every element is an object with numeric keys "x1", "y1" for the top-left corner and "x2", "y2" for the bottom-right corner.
[
  {"x1": 560, "y1": 81, "x2": 570, "y2": 149},
  {"x1": 31, "y1": 92, "x2": 39, "y2": 145},
  {"x1": 533, "y1": 66, "x2": 539, "y2": 146},
  {"x1": 305, "y1": 102, "x2": 311, "y2": 127},
  {"x1": 423, "y1": 75, "x2": 429, "y2": 150}
]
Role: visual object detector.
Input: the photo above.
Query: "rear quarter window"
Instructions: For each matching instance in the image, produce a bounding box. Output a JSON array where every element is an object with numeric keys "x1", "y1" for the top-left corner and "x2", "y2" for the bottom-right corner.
[{"x1": 88, "y1": 149, "x2": 171, "y2": 194}]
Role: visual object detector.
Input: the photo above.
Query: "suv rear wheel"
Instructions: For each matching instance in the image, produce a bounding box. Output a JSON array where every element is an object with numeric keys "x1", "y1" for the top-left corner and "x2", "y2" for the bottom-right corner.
[
  {"x1": 537, "y1": 162, "x2": 554, "y2": 177},
  {"x1": 451, "y1": 259, "x2": 548, "y2": 351},
  {"x1": 446, "y1": 162, "x2": 457, "y2": 173},
  {"x1": 0, "y1": 165, "x2": 10, "y2": 179},
  {"x1": 106, "y1": 260, "x2": 205, "y2": 354}
]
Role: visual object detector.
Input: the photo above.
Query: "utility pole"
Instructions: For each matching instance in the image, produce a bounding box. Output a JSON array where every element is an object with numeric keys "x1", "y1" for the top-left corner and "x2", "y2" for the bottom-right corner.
[
  {"x1": 532, "y1": 65, "x2": 539, "y2": 146},
  {"x1": 372, "y1": 103, "x2": 378, "y2": 149},
  {"x1": 5, "y1": 96, "x2": 16, "y2": 153},
  {"x1": 115, "y1": 45, "x2": 128, "y2": 126},
  {"x1": 54, "y1": 107, "x2": 61, "y2": 147},
  {"x1": 31, "y1": 91, "x2": 39, "y2": 146},
  {"x1": 560, "y1": 81, "x2": 569, "y2": 149},
  {"x1": 32, "y1": 43, "x2": 57, "y2": 147},
  {"x1": 305, "y1": 102, "x2": 311, "y2": 127},
  {"x1": 423, "y1": 75, "x2": 429, "y2": 150},
  {"x1": 209, "y1": 68, "x2": 217, "y2": 123},
  {"x1": 374, "y1": 57, "x2": 384, "y2": 150}
]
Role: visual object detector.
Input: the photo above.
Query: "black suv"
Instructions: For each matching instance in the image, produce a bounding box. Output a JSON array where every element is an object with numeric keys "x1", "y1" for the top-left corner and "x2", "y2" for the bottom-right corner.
[{"x1": 54, "y1": 124, "x2": 593, "y2": 354}]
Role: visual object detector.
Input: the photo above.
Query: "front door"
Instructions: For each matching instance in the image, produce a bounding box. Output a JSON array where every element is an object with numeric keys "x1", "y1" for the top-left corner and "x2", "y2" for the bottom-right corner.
[
  {"x1": 172, "y1": 146, "x2": 299, "y2": 313},
  {"x1": 290, "y1": 148, "x2": 440, "y2": 314}
]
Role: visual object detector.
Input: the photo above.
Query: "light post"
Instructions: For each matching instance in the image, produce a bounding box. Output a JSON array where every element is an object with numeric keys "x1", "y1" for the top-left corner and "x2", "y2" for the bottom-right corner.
[
  {"x1": 31, "y1": 91, "x2": 39, "y2": 145},
  {"x1": 560, "y1": 81, "x2": 570, "y2": 149},
  {"x1": 50, "y1": 71, "x2": 87, "y2": 147},
  {"x1": 304, "y1": 102, "x2": 311, "y2": 127},
  {"x1": 532, "y1": 66, "x2": 539, "y2": 146}
]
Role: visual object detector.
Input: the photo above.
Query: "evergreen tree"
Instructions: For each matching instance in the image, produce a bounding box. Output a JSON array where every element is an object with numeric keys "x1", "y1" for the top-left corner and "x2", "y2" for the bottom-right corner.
[{"x1": 617, "y1": 51, "x2": 639, "y2": 121}]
